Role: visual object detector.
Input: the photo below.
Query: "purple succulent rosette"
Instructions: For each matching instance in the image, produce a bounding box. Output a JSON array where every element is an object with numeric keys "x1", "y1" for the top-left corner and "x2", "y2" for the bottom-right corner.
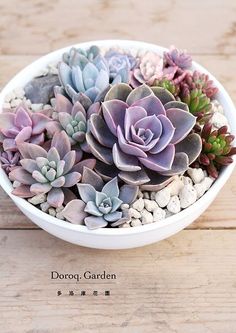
[
  {"x1": 9, "y1": 131, "x2": 96, "y2": 207},
  {"x1": 87, "y1": 83, "x2": 202, "y2": 191},
  {"x1": 0, "y1": 104, "x2": 51, "y2": 152}
]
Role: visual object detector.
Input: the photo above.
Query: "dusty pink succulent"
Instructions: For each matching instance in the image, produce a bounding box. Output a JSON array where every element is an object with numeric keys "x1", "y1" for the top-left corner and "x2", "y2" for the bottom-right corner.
[
  {"x1": 131, "y1": 52, "x2": 164, "y2": 87},
  {"x1": 0, "y1": 104, "x2": 51, "y2": 152},
  {"x1": 9, "y1": 131, "x2": 96, "y2": 207},
  {"x1": 0, "y1": 150, "x2": 20, "y2": 174},
  {"x1": 182, "y1": 70, "x2": 218, "y2": 98}
]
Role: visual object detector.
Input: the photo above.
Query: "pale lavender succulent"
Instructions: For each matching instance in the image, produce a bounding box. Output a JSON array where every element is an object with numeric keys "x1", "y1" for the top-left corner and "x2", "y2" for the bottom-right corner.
[
  {"x1": 105, "y1": 49, "x2": 136, "y2": 83},
  {"x1": 86, "y1": 84, "x2": 202, "y2": 191},
  {"x1": 0, "y1": 104, "x2": 50, "y2": 152},
  {"x1": 0, "y1": 150, "x2": 20, "y2": 174},
  {"x1": 164, "y1": 46, "x2": 192, "y2": 70},
  {"x1": 63, "y1": 45, "x2": 100, "y2": 64},
  {"x1": 62, "y1": 167, "x2": 138, "y2": 229},
  {"x1": 9, "y1": 131, "x2": 96, "y2": 207}
]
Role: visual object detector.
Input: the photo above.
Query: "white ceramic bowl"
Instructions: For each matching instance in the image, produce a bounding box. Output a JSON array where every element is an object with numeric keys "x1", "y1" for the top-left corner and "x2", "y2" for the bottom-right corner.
[{"x1": 0, "y1": 40, "x2": 235, "y2": 249}]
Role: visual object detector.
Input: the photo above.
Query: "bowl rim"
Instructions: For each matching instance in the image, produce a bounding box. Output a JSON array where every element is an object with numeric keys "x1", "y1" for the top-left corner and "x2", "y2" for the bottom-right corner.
[{"x1": 0, "y1": 39, "x2": 235, "y2": 236}]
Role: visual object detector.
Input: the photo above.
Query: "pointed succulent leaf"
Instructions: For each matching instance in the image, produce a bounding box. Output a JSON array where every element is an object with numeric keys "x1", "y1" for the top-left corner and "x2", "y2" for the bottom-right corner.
[
  {"x1": 104, "y1": 211, "x2": 122, "y2": 222},
  {"x1": 20, "y1": 159, "x2": 38, "y2": 173},
  {"x1": 85, "y1": 201, "x2": 103, "y2": 216},
  {"x1": 81, "y1": 167, "x2": 104, "y2": 191},
  {"x1": 150, "y1": 86, "x2": 175, "y2": 104},
  {"x1": 47, "y1": 188, "x2": 64, "y2": 208},
  {"x1": 126, "y1": 84, "x2": 153, "y2": 105},
  {"x1": 139, "y1": 144, "x2": 175, "y2": 172},
  {"x1": 118, "y1": 168, "x2": 150, "y2": 186},
  {"x1": 111, "y1": 197, "x2": 123, "y2": 212},
  {"x1": 119, "y1": 184, "x2": 139, "y2": 204},
  {"x1": 51, "y1": 131, "x2": 71, "y2": 159},
  {"x1": 89, "y1": 113, "x2": 117, "y2": 148},
  {"x1": 18, "y1": 142, "x2": 47, "y2": 159},
  {"x1": 63, "y1": 172, "x2": 81, "y2": 187},
  {"x1": 102, "y1": 99, "x2": 128, "y2": 136},
  {"x1": 71, "y1": 158, "x2": 96, "y2": 174},
  {"x1": 84, "y1": 216, "x2": 108, "y2": 229},
  {"x1": 175, "y1": 133, "x2": 202, "y2": 164},
  {"x1": 102, "y1": 177, "x2": 119, "y2": 198},
  {"x1": 86, "y1": 132, "x2": 113, "y2": 165},
  {"x1": 62, "y1": 199, "x2": 87, "y2": 224},
  {"x1": 104, "y1": 83, "x2": 132, "y2": 102},
  {"x1": 164, "y1": 100, "x2": 189, "y2": 112},
  {"x1": 166, "y1": 108, "x2": 196, "y2": 144},
  {"x1": 132, "y1": 94, "x2": 166, "y2": 116},
  {"x1": 12, "y1": 185, "x2": 34, "y2": 198},
  {"x1": 77, "y1": 183, "x2": 96, "y2": 203},
  {"x1": 112, "y1": 143, "x2": 141, "y2": 171}
]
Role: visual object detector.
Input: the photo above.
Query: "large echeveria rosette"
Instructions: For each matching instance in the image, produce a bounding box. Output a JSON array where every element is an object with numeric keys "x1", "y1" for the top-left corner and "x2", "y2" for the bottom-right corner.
[{"x1": 86, "y1": 84, "x2": 202, "y2": 190}]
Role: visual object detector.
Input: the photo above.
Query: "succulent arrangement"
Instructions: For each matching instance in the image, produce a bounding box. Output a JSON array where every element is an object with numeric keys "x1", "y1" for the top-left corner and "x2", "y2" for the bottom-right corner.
[{"x1": 0, "y1": 44, "x2": 235, "y2": 230}]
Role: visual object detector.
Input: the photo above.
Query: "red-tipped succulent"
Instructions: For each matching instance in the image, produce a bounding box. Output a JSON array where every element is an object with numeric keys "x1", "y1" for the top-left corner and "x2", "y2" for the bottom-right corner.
[{"x1": 195, "y1": 123, "x2": 236, "y2": 178}]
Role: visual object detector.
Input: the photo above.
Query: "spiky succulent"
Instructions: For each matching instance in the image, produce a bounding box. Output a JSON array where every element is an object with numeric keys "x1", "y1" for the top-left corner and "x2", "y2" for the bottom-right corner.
[
  {"x1": 58, "y1": 46, "x2": 131, "y2": 109},
  {"x1": 0, "y1": 150, "x2": 20, "y2": 174},
  {"x1": 62, "y1": 167, "x2": 138, "y2": 229},
  {"x1": 195, "y1": 123, "x2": 236, "y2": 178},
  {"x1": 9, "y1": 131, "x2": 96, "y2": 207},
  {"x1": 183, "y1": 71, "x2": 218, "y2": 98},
  {"x1": 86, "y1": 83, "x2": 201, "y2": 191},
  {"x1": 180, "y1": 85, "x2": 212, "y2": 121},
  {"x1": 164, "y1": 46, "x2": 192, "y2": 70},
  {"x1": 0, "y1": 104, "x2": 51, "y2": 152}
]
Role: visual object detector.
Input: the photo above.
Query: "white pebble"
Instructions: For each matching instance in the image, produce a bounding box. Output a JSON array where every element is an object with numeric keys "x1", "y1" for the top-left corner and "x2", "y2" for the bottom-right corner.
[
  {"x1": 56, "y1": 212, "x2": 65, "y2": 220},
  {"x1": 165, "y1": 209, "x2": 174, "y2": 218},
  {"x1": 132, "y1": 198, "x2": 144, "y2": 212},
  {"x1": 48, "y1": 208, "x2": 56, "y2": 217},
  {"x1": 150, "y1": 191, "x2": 156, "y2": 200},
  {"x1": 12, "y1": 180, "x2": 21, "y2": 188},
  {"x1": 26, "y1": 99, "x2": 32, "y2": 107},
  {"x1": 153, "y1": 207, "x2": 166, "y2": 222},
  {"x1": 179, "y1": 184, "x2": 197, "y2": 208},
  {"x1": 43, "y1": 104, "x2": 52, "y2": 110},
  {"x1": 128, "y1": 208, "x2": 141, "y2": 219},
  {"x1": 140, "y1": 209, "x2": 153, "y2": 224},
  {"x1": 180, "y1": 176, "x2": 193, "y2": 186},
  {"x1": 31, "y1": 103, "x2": 43, "y2": 112},
  {"x1": 4, "y1": 91, "x2": 15, "y2": 102},
  {"x1": 121, "y1": 203, "x2": 129, "y2": 210},
  {"x1": 155, "y1": 187, "x2": 171, "y2": 207},
  {"x1": 211, "y1": 100, "x2": 224, "y2": 114},
  {"x1": 14, "y1": 87, "x2": 25, "y2": 99},
  {"x1": 187, "y1": 168, "x2": 205, "y2": 184},
  {"x1": 194, "y1": 183, "x2": 207, "y2": 198},
  {"x1": 131, "y1": 219, "x2": 142, "y2": 227},
  {"x1": 40, "y1": 202, "x2": 50, "y2": 212},
  {"x1": 167, "y1": 195, "x2": 181, "y2": 214},
  {"x1": 166, "y1": 178, "x2": 184, "y2": 196},
  {"x1": 50, "y1": 98, "x2": 56, "y2": 107},
  {"x1": 144, "y1": 199, "x2": 159, "y2": 212},
  {"x1": 201, "y1": 177, "x2": 214, "y2": 190},
  {"x1": 119, "y1": 222, "x2": 130, "y2": 228},
  {"x1": 143, "y1": 192, "x2": 150, "y2": 199},
  {"x1": 35, "y1": 68, "x2": 48, "y2": 77},
  {"x1": 137, "y1": 190, "x2": 143, "y2": 198},
  {"x1": 56, "y1": 206, "x2": 64, "y2": 213},
  {"x1": 210, "y1": 112, "x2": 229, "y2": 129},
  {"x1": 11, "y1": 98, "x2": 22, "y2": 107},
  {"x1": 28, "y1": 193, "x2": 46, "y2": 205},
  {"x1": 3, "y1": 102, "x2": 11, "y2": 109}
]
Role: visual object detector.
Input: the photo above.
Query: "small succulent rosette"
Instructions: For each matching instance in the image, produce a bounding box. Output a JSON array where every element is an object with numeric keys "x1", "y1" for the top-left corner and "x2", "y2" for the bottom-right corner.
[{"x1": 0, "y1": 44, "x2": 235, "y2": 230}]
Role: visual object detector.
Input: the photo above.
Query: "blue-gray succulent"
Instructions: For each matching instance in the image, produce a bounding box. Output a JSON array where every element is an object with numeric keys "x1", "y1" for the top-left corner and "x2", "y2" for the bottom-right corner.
[
  {"x1": 58, "y1": 46, "x2": 133, "y2": 109},
  {"x1": 62, "y1": 168, "x2": 138, "y2": 229}
]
